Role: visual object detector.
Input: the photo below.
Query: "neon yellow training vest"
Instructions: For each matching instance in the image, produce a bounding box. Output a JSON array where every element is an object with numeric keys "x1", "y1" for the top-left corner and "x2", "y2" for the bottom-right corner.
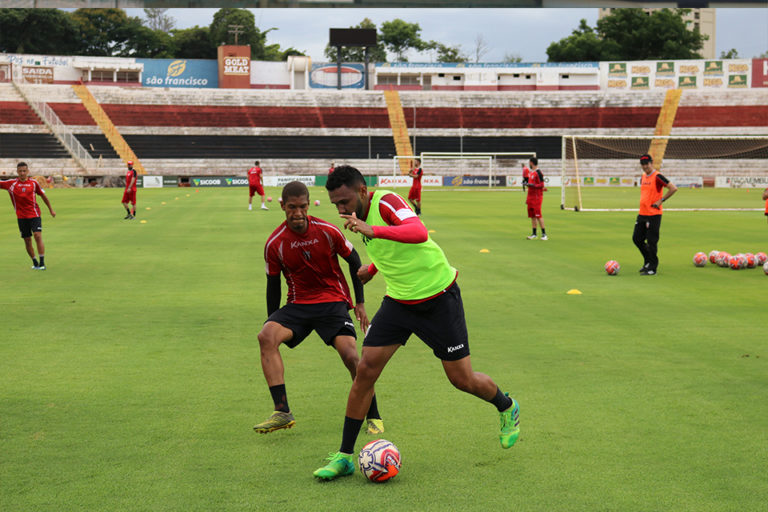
[{"x1": 364, "y1": 189, "x2": 456, "y2": 300}]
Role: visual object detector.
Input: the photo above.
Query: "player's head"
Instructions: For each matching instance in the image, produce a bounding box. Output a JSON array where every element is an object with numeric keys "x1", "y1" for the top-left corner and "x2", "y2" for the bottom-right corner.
[
  {"x1": 281, "y1": 181, "x2": 310, "y2": 233},
  {"x1": 529, "y1": 157, "x2": 538, "y2": 167},
  {"x1": 640, "y1": 154, "x2": 653, "y2": 173},
  {"x1": 17, "y1": 162, "x2": 29, "y2": 179},
  {"x1": 326, "y1": 165, "x2": 367, "y2": 218},
  {"x1": 127, "y1": 160, "x2": 133, "y2": 169},
  {"x1": 415, "y1": 159, "x2": 421, "y2": 166}
]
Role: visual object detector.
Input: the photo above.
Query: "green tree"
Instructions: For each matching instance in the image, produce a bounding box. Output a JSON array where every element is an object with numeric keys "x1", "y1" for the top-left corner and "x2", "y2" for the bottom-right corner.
[
  {"x1": 324, "y1": 18, "x2": 387, "y2": 63},
  {"x1": 502, "y1": 52, "x2": 523, "y2": 63},
  {"x1": 0, "y1": 8, "x2": 79, "y2": 55},
  {"x1": 720, "y1": 48, "x2": 739, "y2": 59},
  {"x1": 380, "y1": 19, "x2": 429, "y2": 62},
  {"x1": 143, "y1": 8, "x2": 175, "y2": 33},
  {"x1": 170, "y1": 26, "x2": 216, "y2": 59},
  {"x1": 428, "y1": 42, "x2": 467, "y2": 63},
  {"x1": 71, "y1": 8, "x2": 135, "y2": 56},
  {"x1": 209, "y1": 8, "x2": 278, "y2": 60},
  {"x1": 547, "y1": 9, "x2": 706, "y2": 62}
]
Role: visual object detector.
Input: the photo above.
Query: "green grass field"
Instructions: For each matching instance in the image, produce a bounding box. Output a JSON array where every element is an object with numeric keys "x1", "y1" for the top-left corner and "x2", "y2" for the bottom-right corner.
[{"x1": 1, "y1": 186, "x2": 766, "y2": 511}]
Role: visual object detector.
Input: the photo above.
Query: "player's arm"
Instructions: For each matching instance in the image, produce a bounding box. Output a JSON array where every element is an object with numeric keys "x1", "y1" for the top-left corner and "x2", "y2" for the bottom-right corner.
[
  {"x1": 342, "y1": 248, "x2": 365, "y2": 304},
  {"x1": 762, "y1": 188, "x2": 768, "y2": 200},
  {"x1": 653, "y1": 175, "x2": 678, "y2": 208},
  {"x1": 266, "y1": 274, "x2": 281, "y2": 317}
]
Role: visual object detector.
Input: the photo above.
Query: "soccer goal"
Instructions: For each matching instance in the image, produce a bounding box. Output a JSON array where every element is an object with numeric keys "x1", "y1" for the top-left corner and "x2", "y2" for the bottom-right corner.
[
  {"x1": 561, "y1": 135, "x2": 768, "y2": 211},
  {"x1": 393, "y1": 152, "x2": 536, "y2": 188}
]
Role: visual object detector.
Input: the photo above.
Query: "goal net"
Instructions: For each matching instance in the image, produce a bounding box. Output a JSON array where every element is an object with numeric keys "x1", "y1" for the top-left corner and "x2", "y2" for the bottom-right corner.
[
  {"x1": 393, "y1": 152, "x2": 535, "y2": 188},
  {"x1": 561, "y1": 135, "x2": 768, "y2": 211}
]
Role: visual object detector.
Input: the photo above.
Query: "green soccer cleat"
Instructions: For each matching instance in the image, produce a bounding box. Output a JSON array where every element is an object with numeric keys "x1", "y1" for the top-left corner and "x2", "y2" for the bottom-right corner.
[
  {"x1": 313, "y1": 452, "x2": 355, "y2": 481},
  {"x1": 366, "y1": 418, "x2": 385, "y2": 435},
  {"x1": 253, "y1": 411, "x2": 295, "y2": 434},
  {"x1": 499, "y1": 394, "x2": 520, "y2": 449}
]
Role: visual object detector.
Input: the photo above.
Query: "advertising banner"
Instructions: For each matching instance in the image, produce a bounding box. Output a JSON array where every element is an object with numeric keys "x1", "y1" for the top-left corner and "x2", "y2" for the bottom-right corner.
[
  {"x1": 191, "y1": 176, "x2": 249, "y2": 187},
  {"x1": 263, "y1": 176, "x2": 316, "y2": 188},
  {"x1": 309, "y1": 63, "x2": 365, "y2": 89},
  {"x1": 138, "y1": 59, "x2": 218, "y2": 88},
  {"x1": 22, "y1": 66, "x2": 53, "y2": 84},
  {"x1": 142, "y1": 176, "x2": 163, "y2": 188},
  {"x1": 443, "y1": 176, "x2": 506, "y2": 187},
  {"x1": 218, "y1": 46, "x2": 251, "y2": 89},
  {"x1": 672, "y1": 177, "x2": 703, "y2": 188},
  {"x1": 752, "y1": 58, "x2": 768, "y2": 88},
  {"x1": 716, "y1": 176, "x2": 768, "y2": 188},
  {"x1": 377, "y1": 176, "x2": 412, "y2": 187}
]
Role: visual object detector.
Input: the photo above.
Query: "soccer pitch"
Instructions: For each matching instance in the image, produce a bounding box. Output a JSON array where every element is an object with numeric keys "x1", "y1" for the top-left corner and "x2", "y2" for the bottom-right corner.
[{"x1": 1, "y1": 186, "x2": 766, "y2": 511}]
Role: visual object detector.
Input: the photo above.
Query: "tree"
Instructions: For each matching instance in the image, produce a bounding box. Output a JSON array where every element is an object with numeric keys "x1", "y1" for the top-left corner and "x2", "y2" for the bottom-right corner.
[
  {"x1": 209, "y1": 8, "x2": 281, "y2": 61},
  {"x1": 428, "y1": 42, "x2": 467, "y2": 63},
  {"x1": 502, "y1": 52, "x2": 523, "y2": 63},
  {"x1": 324, "y1": 18, "x2": 387, "y2": 63},
  {"x1": 720, "y1": 48, "x2": 739, "y2": 59},
  {"x1": 71, "y1": 8, "x2": 136, "y2": 56},
  {"x1": 171, "y1": 26, "x2": 217, "y2": 59},
  {"x1": 143, "y1": 8, "x2": 175, "y2": 33},
  {"x1": 379, "y1": 19, "x2": 429, "y2": 62},
  {"x1": 472, "y1": 34, "x2": 490, "y2": 63},
  {"x1": 0, "y1": 8, "x2": 80, "y2": 55},
  {"x1": 546, "y1": 9, "x2": 706, "y2": 62}
]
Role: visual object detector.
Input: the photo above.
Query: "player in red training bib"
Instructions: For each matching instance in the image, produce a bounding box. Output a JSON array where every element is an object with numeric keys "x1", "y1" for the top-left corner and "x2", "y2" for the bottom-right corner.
[
  {"x1": 121, "y1": 160, "x2": 137, "y2": 219},
  {"x1": 0, "y1": 162, "x2": 56, "y2": 270},
  {"x1": 248, "y1": 161, "x2": 268, "y2": 211},
  {"x1": 407, "y1": 158, "x2": 423, "y2": 215},
  {"x1": 253, "y1": 181, "x2": 384, "y2": 436},
  {"x1": 525, "y1": 157, "x2": 548, "y2": 240}
]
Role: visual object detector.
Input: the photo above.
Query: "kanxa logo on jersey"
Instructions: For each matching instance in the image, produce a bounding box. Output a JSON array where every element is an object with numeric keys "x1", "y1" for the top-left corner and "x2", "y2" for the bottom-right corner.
[{"x1": 290, "y1": 238, "x2": 319, "y2": 249}]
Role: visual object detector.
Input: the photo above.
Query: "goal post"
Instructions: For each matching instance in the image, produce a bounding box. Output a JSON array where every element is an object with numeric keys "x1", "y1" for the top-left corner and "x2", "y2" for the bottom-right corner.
[
  {"x1": 393, "y1": 152, "x2": 536, "y2": 188},
  {"x1": 561, "y1": 135, "x2": 768, "y2": 211}
]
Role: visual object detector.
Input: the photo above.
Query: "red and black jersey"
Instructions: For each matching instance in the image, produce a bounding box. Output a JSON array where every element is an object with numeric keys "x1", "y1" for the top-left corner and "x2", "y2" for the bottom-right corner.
[
  {"x1": 526, "y1": 169, "x2": 545, "y2": 204},
  {"x1": 411, "y1": 167, "x2": 423, "y2": 186},
  {"x1": 0, "y1": 178, "x2": 46, "y2": 219},
  {"x1": 248, "y1": 166, "x2": 262, "y2": 186},
  {"x1": 264, "y1": 216, "x2": 355, "y2": 307},
  {"x1": 125, "y1": 169, "x2": 137, "y2": 192}
]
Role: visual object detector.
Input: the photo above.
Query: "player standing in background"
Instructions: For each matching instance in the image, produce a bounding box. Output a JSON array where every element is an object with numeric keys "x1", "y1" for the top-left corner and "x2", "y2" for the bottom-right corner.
[
  {"x1": 313, "y1": 166, "x2": 519, "y2": 481},
  {"x1": 254, "y1": 181, "x2": 384, "y2": 436},
  {"x1": 633, "y1": 154, "x2": 678, "y2": 275},
  {"x1": 525, "y1": 157, "x2": 547, "y2": 240},
  {"x1": 329, "y1": 162, "x2": 336, "y2": 175},
  {"x1": 407, "y1": 158, "x2": 423, "y2": 215},
  {"x1": 521, "y1": 162, "x2": 530, "y2": 191},
  {"x1": 248, "y1": 161, "x2": 268, "y2": 211},
  {"x1": 763, "y1": 187, "x2": 768, "y2": 223},
  {"x1": 122, "y1": 160, "x2": 137, "y2": 219},
  {"x1": 1, "y1": 162, "x2": 56, "y2": 270}
]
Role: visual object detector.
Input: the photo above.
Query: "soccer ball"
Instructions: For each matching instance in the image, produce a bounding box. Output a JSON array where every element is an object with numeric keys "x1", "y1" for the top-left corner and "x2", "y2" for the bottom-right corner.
[
  {"x1": 708, "y1": 250, "x2": 719, "y2": 264},
  {"x1": 728, "y1": 255, "x2": 742, "y2": 270},
  {"x1": 267, "y1": 196, "x2": 272, "y2": 202},
  {"x1": 358, "y1": 439, "x2": 401, "y2": 483},
  {"x1": 764, "y1": 261, "x2": 768, "y2": 275},
  {"x1": 314, "y1": 199, "x2": 320, "y2": 206},
  {"x1": 717, "y1": 252, "x2": 731, "y2": 267},
  {"x1": 693, "y1": 252, "x2": 707, "y2": 267},
  {"x1": 745, "y1": 253, "x2": 756, "y2": 268},
  {"x1": 756, "y1": 252, "x2": 767, "y2": 266},
  {"x1": 604, "y1": 260, "x2": 620, "y2": 275}
]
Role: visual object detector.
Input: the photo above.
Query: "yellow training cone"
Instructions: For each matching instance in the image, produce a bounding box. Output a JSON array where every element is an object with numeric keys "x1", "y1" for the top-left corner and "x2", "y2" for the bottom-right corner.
[
  {"x1": 428, "y1": 230, "x2": 436, "y2": 233},
  {"x1": 186, "y1": 194, "x2": 190, "y2": 197},
  {"x1": 480, "y1": 249, "x2": 490, "y2": 253},
  {"x1": 566, "y1": 289, "x2": 582, "y2": 295},
  {"x1": 140, "y1": 220, "x2": 147, "y2": 224},
  {"x1": 145, "y1": 207, "x2": 151, "y2": 210},
  {"x1": 161, "y1": 202, "x2": 166, "y2": 205}
]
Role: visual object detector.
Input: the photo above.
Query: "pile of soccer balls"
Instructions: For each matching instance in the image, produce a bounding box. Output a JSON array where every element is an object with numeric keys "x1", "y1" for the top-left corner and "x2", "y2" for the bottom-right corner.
[{"x1": 695, "y1": 250, "x2": 768, "y2": 274}]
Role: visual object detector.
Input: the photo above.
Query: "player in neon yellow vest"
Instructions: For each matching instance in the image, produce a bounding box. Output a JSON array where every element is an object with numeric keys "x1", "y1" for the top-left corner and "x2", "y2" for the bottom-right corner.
[{"x1": 312, "y1": 165, "x2": 521, "y2": 481}]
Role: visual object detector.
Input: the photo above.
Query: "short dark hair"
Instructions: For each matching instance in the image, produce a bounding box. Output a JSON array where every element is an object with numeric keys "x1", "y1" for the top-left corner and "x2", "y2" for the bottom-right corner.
[
  {"x1": 282, "y1": 181, "x2": 309, "y2": 203},
  {"x1": 255, "y1": 161, "x2": 260, "y2": 166},
  {"x1": 529, "y1": 157, "x2": 538, "y2": 165},
  {"x1": 326, "y1": 165, "x2": 365, "y2": 192},
  {"x1": 640, "y1": 154, "x2": 653, "y2": 164},
  {"x1": 17, "y1": 162, "x2": 28, "y2": 168}
]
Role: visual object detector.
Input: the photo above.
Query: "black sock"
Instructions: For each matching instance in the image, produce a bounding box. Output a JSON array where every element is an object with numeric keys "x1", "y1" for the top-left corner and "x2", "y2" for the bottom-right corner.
[
  {"x1": 131, "y1": 209, "x2": 136, "y2": 216},
  {"x1": 340, "y1": 416, "x2": 364, "y2": 454},
  {"x1": 489, "y1": 387, "x2": 513, "y2": 412},
  {"x1": 532, "y1": 228, "x2": 537, "y2": 236},
  {"x1": 541, "y1": 229, "x2": 546, "y2": 235},
  {"x1": 32, "y1": 258, "x2": 39, "y2": 267},
  {"x1": 366, "y1": 394, "x2": 381, "y2": 420},
  {"x1": 39, "y1": 256, "x2": 45, "y2": 266},
  {"x1": 268, "y1": 384, "x2": 290, "y2": 413}
]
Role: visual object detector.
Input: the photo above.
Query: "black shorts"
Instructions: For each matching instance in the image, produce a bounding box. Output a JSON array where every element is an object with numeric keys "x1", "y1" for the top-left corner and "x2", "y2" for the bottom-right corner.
[
  {"x1": 266, "y1": 301, "x2": 356, "y2": 349},
  {"x1": 364, "y1": 282, "x2": 470, "y2": 361},
  {"x1": 18, "y1": 217, "x2": 42, "y2": 238}
]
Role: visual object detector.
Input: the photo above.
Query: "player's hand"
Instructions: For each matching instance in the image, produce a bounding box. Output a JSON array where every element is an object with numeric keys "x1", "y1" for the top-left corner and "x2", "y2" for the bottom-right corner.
[
  {"x1": 357, "y1": 264, "x2": 373, "y2": 285},
  {"x1": 652, "y1": 200, "x2": 662, "y2": 209},
  {"x1": 341, "y1": 212, "x2": 374, "y2": 238},
  {"x1": 354, "y1": 303, "x2": 369, "y2": 333},
  {"x1": 50, "y1": 210, "x2": 56, "y2": 218}
]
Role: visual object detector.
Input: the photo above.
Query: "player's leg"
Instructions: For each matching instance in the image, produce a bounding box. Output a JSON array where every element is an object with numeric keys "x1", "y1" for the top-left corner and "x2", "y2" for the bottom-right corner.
[
  {"x1": 248, "y1": 186, "x2": 255, "y2": 210},
  {"x1": 253, "y1": 320, "x2": 297, "y2": 433},
  {"x1": 645, "y1": 216, "x2": 662, "y2": 273},
  {"x1": 131, "y1": 195, "x2": 136, "y2": 217},
  {"x1": 258, "y1": 186, "x2": 268, "y2": 210},
  {"x1": 333, "y1": 335, "x2": 384, "y2": 434},
  {"x1": 632, "y1": 215, "x2": 650, "y2": 271},
  {"x1": 32, "y1": 231, "x2": 46, "y2": 269},
  {"x1": 23, "y1": 236, "x2": 38, "y2": 267},
  {"x1": 313, "y1": 344, "x2": 399, "y2": 480},
  {"x1": 527, "y1": 207, "x2": 537, "y2": 239},
  {"x1": 537, "y1": 208, "x2": 547, "y2": 240},
  {"x1": 122, "y1": 199, "x2": 131, "y2": 219}
]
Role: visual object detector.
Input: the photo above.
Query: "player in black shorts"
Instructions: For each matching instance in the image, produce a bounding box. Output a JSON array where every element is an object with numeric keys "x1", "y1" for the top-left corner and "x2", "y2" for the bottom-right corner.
[{"x1": 253, "y1": 181, "x2": 383, "y2": 435}]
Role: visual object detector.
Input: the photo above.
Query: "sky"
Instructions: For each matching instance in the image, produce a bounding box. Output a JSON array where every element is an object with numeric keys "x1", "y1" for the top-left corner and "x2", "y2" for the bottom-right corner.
[{"x1": 126, "y1": 7, "x2": 768, "y2": 63}]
